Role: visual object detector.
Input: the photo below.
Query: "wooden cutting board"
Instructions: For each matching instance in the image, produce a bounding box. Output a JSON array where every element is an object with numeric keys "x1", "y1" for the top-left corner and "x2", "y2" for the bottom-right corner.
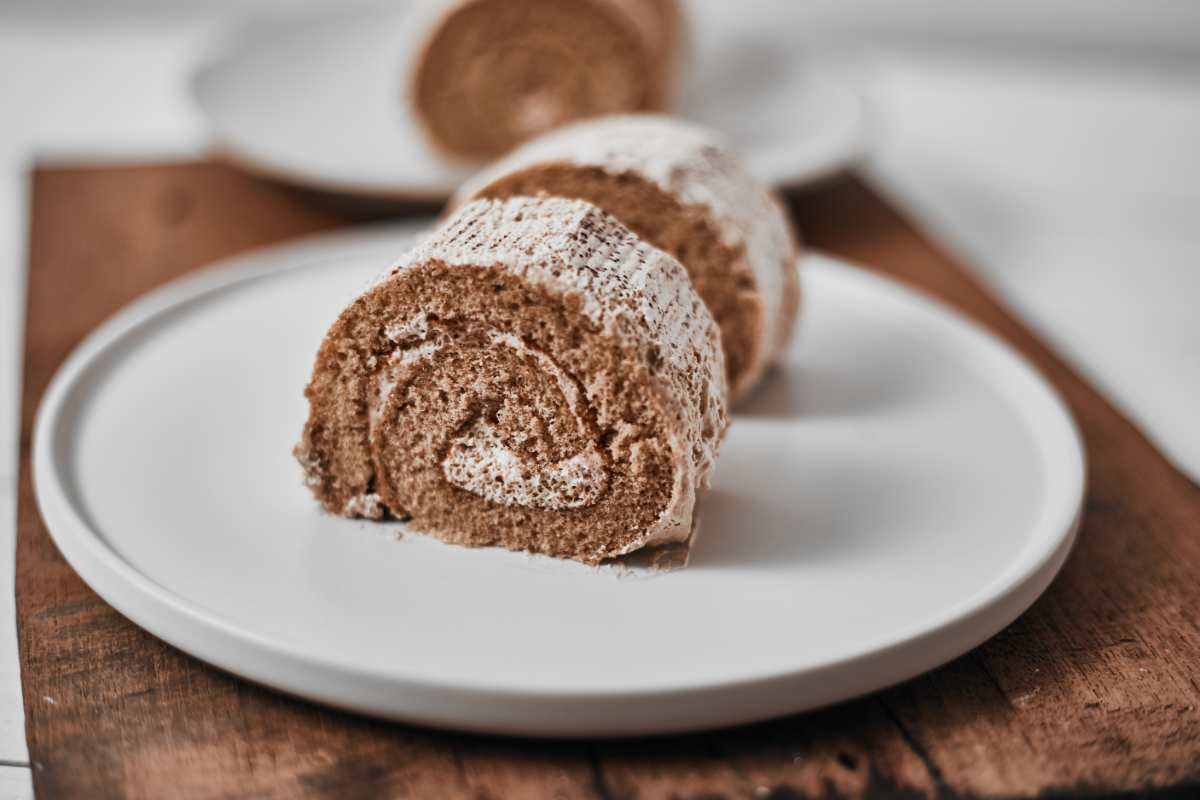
[{"x1": 15, "y1": 163, "x2": 1200, "y2": 799}]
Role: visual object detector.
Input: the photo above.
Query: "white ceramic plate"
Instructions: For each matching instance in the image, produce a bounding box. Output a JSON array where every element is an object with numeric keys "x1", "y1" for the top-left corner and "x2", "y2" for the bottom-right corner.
[
  {"x1": 34, "y1": 224, "x2": 1083, "y2": 737},
  {"x1": 191, "y1": 9, "x2": 867, "y2": 201}
]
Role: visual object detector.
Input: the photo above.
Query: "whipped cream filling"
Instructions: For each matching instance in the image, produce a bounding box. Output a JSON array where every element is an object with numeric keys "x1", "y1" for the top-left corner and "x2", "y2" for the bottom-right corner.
[
  {"x1": 439, "y1": 329, "x2": 610, "y2": 510},
  {"x1": 442, "y1": 420, "x2": 607, "y2": 510},
  {"x1": 368, "y1": 339, "x2": 442, "y2": 432},
  {"x1": 342, "y1": 492, "x2": 386, "y2": 520}
]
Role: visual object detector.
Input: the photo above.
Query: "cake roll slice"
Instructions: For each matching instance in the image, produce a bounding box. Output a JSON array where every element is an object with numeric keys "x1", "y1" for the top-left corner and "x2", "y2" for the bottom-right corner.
[
  {"x1": 296, "y1": 196, "x2": 727, "y2": 564},
  {"x1": 452, "y1": 114, "x2": 801, "y2": 403},
  {"x1": 409, "y1": 0, "x2": 683, "y2": 161}
]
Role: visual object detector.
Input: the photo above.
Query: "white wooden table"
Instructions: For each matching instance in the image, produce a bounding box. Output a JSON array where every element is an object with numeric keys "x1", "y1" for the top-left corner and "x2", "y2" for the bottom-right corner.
[{"x1": 2, "y1": 4, "x2": 1199, "y2": 798}]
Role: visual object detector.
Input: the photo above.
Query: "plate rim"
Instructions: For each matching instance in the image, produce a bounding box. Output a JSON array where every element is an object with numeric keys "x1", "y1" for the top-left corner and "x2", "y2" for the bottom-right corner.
[{"x1": 32, "y1": 227, "x2": 1086, "y2": 736}]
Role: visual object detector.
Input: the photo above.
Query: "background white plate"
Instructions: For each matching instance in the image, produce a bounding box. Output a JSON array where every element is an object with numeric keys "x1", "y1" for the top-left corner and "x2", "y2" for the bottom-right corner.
[
  {"x1": 34, "y1": 224, "x2": 1084, "y2": 737},
  {"x1": 191, "y1": 9, "x2": 867, "y2": 200}
]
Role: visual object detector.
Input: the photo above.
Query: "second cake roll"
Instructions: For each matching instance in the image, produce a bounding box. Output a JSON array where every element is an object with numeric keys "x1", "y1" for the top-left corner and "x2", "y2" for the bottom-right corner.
[{"x1": 453, "y1": 114, "x2": 801, "y2": 402}]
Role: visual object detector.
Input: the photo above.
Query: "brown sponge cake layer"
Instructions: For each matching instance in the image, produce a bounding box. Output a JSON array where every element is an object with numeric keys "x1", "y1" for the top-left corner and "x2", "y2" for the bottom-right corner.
[
  {"x1": 411, "y1": 0, "x2": 681, "y2": 161},
  {"x1": 295, "y1": 196, "x2": 727, "y2": 564},
  {"x1": 453, "y1": 114, "x2": 801, "y2": 402}
]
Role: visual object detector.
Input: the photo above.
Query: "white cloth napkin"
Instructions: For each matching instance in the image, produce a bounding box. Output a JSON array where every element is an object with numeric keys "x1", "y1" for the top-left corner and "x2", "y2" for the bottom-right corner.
[{"x1": 865, "y1": 47, "x2": 1200, "y2": 483}]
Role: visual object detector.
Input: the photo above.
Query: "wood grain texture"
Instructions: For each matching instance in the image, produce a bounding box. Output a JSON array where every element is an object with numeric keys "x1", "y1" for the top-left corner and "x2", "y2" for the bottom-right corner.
[{"x1": 15, "y1": 163, "x2": 1200, "y2": 799}]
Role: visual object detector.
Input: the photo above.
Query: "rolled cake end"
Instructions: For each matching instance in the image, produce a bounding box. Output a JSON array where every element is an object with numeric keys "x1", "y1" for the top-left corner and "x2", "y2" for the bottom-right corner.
[
  {"x1": 411, "y1": 0, "x2": 679, "y2": 160},
  {"x1": 296, "y1": 196, "x2": 727, "y2": 563}
]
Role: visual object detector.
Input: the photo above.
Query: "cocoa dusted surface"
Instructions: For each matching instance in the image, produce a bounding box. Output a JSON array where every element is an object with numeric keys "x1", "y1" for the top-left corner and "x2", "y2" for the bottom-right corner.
[{"x1": 472, "y1": 165, "x2": 772, "y2": 402}]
